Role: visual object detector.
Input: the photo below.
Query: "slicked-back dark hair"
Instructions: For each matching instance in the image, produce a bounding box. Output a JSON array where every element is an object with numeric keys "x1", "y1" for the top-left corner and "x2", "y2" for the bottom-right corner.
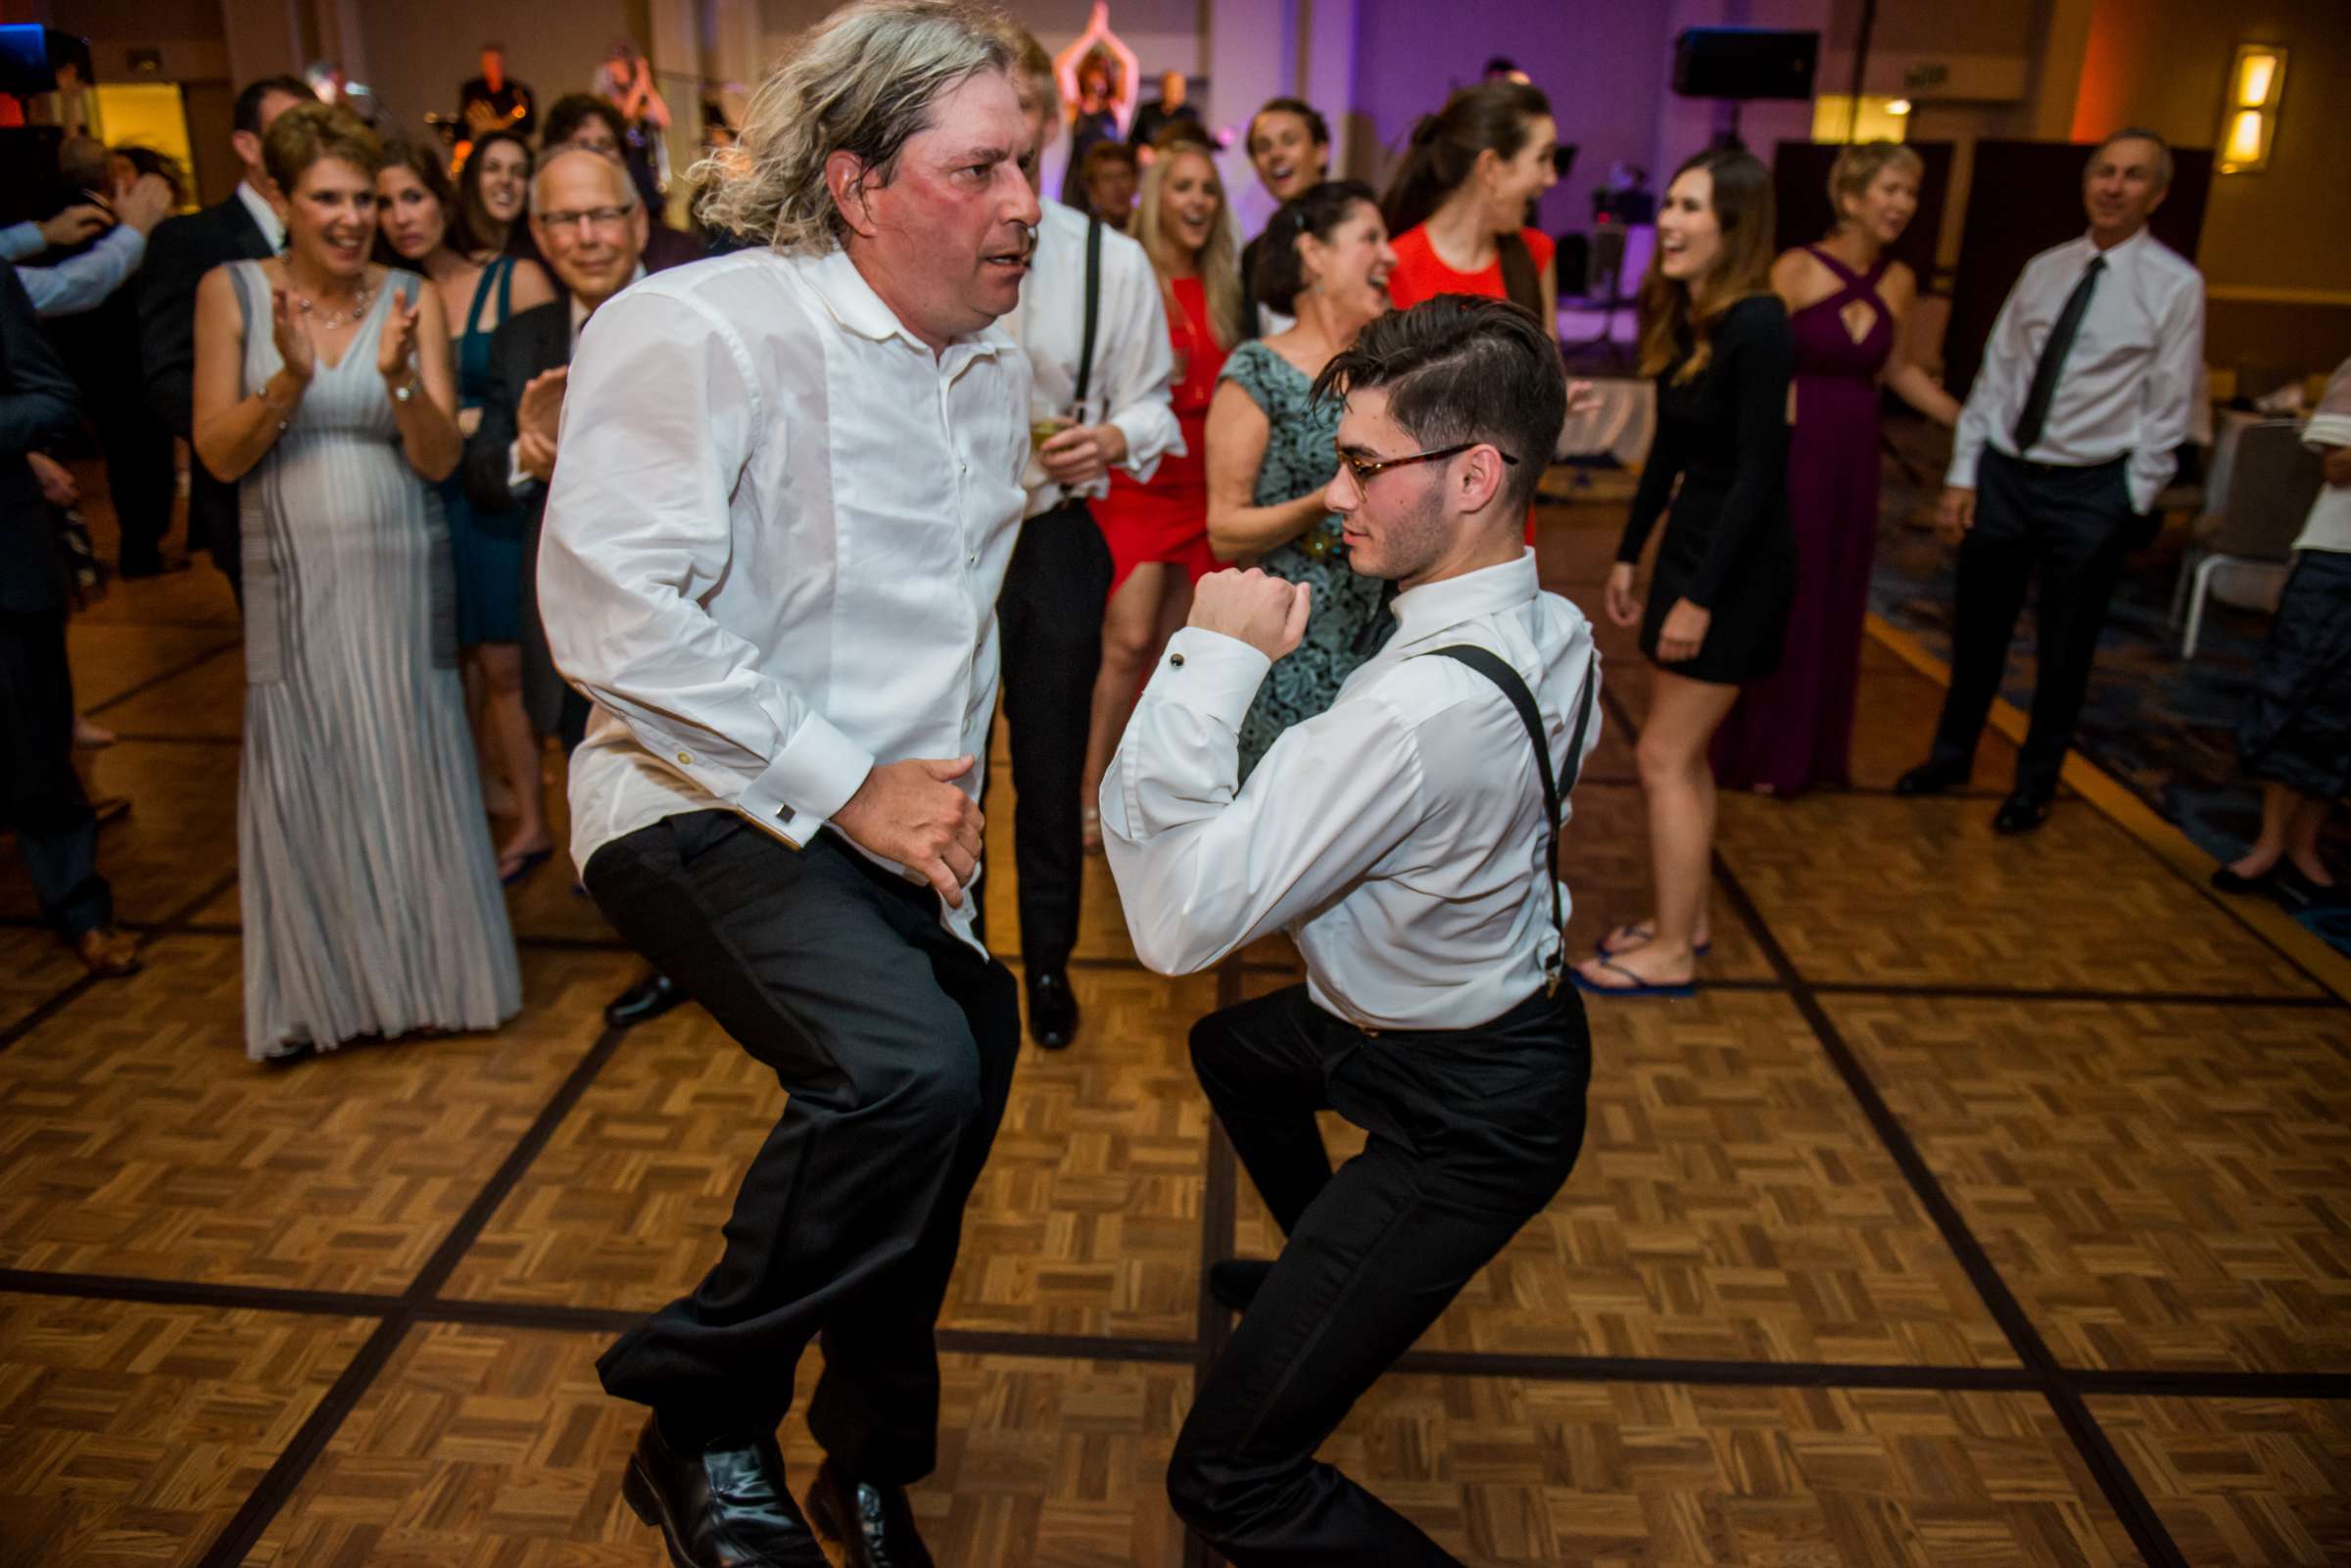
[
  {"x1": 1313, "y1": 295, "x2": 1564, "y2": 517},
  {"x1": 234, "y1": 75, "x2": 315, "y2": 137},
  {"x1": 1253, "y1": 177, "x2": 1377, "y2": 313}
]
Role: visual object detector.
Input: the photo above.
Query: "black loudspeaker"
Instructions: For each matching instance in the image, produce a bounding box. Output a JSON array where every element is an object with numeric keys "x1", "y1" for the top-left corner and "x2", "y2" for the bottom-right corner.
[{"x1": 1672, "y1": 28, "x2": 1818, "y2": 101}]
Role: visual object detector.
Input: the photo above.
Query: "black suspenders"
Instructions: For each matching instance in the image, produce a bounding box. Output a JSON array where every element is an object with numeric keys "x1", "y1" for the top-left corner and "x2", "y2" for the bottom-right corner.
[{"x1": 1419, "y1": 644, "x2": 1598, "y2": 996}]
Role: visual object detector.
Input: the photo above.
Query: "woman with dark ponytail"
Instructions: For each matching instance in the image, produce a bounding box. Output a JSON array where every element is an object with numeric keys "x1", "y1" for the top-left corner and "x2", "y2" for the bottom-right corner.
[
  {"x1": 1380, "y1": 81, "x2": 1559, "y2": 321},
  {"x1": 1577, "y1": 147, "x2": 1794, "y2": 1000}
]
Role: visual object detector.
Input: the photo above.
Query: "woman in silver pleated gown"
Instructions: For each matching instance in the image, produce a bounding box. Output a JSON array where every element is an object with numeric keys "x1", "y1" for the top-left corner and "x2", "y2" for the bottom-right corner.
[{"x1": 193, "y1": 102, "x2": 520, "y2": 1061}]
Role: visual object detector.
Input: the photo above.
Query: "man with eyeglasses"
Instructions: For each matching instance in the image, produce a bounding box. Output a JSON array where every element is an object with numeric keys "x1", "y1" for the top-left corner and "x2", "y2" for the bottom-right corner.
[
  {"x1": 463, "y1": 147, "x2": 686, "y2": 1028},
  {"x1": 1100, "y1": 296, "x2": 1603, "y2": 1565}
]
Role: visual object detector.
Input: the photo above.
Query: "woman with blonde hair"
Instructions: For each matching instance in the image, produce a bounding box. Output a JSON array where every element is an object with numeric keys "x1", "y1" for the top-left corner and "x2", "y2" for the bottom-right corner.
[
  {"x1": 1078, "y1": 138, "x2": 1240, "y2": 847},
  {"x1": 1712, "y1": 140, "x2": 1961, "y2": 798},
  {"x1": 1579, "y1": 147, "x2": 1794, "y2": 998}
]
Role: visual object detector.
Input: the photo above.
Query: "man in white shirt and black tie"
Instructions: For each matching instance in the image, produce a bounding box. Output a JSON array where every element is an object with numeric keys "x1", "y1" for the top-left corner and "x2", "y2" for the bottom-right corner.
[
  {"x1": 537, "y1": 7, "x2": 1039, "y2": 1565},
  {"x1": 1899, "y1": 128, "x2": 2204, "y2": 833},
  {"x1": 1103, "y1": 297, "x2": 1599, "y2": 1565},
  {"x1": 987, "y1": 22, "x2": 1177, "y2": 1048}
]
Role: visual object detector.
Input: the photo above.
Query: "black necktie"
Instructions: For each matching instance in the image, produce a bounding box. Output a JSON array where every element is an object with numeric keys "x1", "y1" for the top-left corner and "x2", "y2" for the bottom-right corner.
[{"x1": 2011, "y1": 255, "x2": 2106, "y2": 455}]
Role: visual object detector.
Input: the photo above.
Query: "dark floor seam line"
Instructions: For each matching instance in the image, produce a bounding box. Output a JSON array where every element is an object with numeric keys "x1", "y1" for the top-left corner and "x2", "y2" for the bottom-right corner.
[
  {"x1": 1710, "y1": 857, "x2": 2189, "y2": 1568},
  {"x1": 190, "y1": 1314, "x2": 411, "y2": 1568},
  {"x1": 101, "y1": 732, "x2": 241, "y2": 745},
  {"x1": 1183, "y1": 960, "x2": 1247, "y2": 1568},
  {"x1": 85, "y1": 638, "x2": 240, "y2": 718},
  {"x1": 186, "y1": 1016, "x2": 638, "y2": 1566},
  {"x1": 1599, "y1": 681, "x2": 2188, "y2": 1568},
  {"x1": 0, "y1": 867, "x2": 237, "y2": 1058},
  {"x1": 11, "y1": 1264, "x2": 2344, "y2": 1403}
]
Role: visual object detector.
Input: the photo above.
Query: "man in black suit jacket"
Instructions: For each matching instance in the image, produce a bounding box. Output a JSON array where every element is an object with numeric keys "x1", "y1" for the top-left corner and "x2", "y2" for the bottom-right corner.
[
  {"x1": 133, "y1": 75, "x2": 312, "y2": 602},
  {"x1": 464, "y1": 146, "x2": 687, "y2": 1028},
  {"x1": 2, "y1": 267, "x2": 139, "y2": 976}
]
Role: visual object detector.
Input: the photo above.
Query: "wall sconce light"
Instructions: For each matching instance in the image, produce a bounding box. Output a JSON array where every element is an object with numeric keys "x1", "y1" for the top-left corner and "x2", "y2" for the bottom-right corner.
[
  {"x1": 1885, "y1": 98, "x2": 1912, "y2": 117},
  {"x1": 2218, "y1": 43, "x2": 2285, "y2": 172}
]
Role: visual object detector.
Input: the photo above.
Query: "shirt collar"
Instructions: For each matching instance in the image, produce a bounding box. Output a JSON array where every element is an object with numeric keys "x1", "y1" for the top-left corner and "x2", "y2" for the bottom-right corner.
[
  {"x1": 1387, "y1": 549, "x2": 1541, "y2": 645},
  {"x1": 572, "y1": 261, "x2": 648, "y2": 340},
  {"x1": 2079, "y1": 224, "x2": 2149, "y2": 267},
  {"x1": 237, "y1": 179, "x2": 285, "y2": 251},
  {"x1": 806, "y1": 244, "x2": 1005, "y2": 369}
]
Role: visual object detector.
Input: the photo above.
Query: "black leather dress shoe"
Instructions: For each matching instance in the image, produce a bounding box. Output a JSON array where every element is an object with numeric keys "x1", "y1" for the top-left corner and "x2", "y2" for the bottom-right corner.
[
  {"x1": 620, "y1": 1414, "x2": 828, "y2": 1567},
  {"x1": 606, "y1": 972, "x2": 687, "y2": 1027},
  {"x1": 1025, "y1": 968, "x2": 1079, "y2": 1050},
  {"x1": 1991, "y1": 794, "x2": 2052, "y2": 834},
  {"x1": 805, "y1": 1459, "x2": 935, "y2": 1568},
  {"x1": 1894, "y1": 760, "x2": 1968, "y2": 797},
  {"x1": 1208, "y1": 1258, "x2": 1273, "y2": 1313}
]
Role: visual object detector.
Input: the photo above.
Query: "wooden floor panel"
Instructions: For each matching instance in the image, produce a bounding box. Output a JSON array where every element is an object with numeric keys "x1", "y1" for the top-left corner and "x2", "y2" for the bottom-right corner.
[
  {"x1": 443, "y1": 965, "x2": 1223, "y2": 1343},
  {"x1": 1560, "y1": 784, "x2": 1778, "y2": 982},
  {"x1": 0, "y1": 1293, "x2": 377, "y2": 1568},
  {"x1": 0, "y1": 937, "x2": 633, "y2": 1294},
  {"x1": 1230, "y1": 982, "x2": 2019, "y2": 1368},
  {"x1": 1717, "y1": 793, "x2": 2321, "y2": 997},
  {"x1": 242, "y1": 1326, "x2": 1189, "y2": 1568},
  {"x1": 1320, "y1": 1375, "x2": 2140, "y2": 1567},
  {"x1": 2090, "y1": 1396, "x2": 2351, "y2": 1567},
  {"x1": 1831, "y1": 995, "x2": 2351, "y2": 1373},
  {"x1": 67, "y1": 621, "x2": 238, "y2": 715},
  {"x1": 86, "y1": 645, "x2": 248, "y2": 739},
  {"x1": 0, "y1": 927, "x2": 84, "y2": 1035}
]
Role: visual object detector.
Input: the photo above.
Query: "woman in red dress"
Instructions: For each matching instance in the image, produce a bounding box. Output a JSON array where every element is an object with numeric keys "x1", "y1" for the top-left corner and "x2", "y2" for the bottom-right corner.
[
  {"x1": 1380, "y1": 80, "x2": 1559, "y2": 320},
  {"x1": 1379, "y1": 80, "x2": 1559, "y2": 546},
  {"x1": 1080, "y1": 142, "x2": 1240, "y2": 847}
]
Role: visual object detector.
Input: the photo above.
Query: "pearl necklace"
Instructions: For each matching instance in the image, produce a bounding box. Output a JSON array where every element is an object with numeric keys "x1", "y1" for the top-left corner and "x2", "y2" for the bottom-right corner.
[{"x1": 290, "y1": 276, "x2": 375, "y2": 329}]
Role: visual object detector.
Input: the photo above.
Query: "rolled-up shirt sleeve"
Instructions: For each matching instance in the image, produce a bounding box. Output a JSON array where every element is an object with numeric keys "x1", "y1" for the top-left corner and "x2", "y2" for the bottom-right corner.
[
  {"x1": 1100, "y1": 627, "x2": 1427, "y2": 975},
  {"x1": 539, "y1": 287, "x2": 874, "y2": 847}
]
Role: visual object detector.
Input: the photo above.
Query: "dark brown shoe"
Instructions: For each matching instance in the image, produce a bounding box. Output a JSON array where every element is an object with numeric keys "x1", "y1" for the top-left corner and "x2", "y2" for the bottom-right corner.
[
  {"x1": 806, "y1": 1458, "x2": 935, "y2": 1568},
  {"x1": 619, "y1": 1413, "x2": 827, "y2": 1567},
  {"x1": 72, "y1": 927, "x2": 142, "y2": 978}
]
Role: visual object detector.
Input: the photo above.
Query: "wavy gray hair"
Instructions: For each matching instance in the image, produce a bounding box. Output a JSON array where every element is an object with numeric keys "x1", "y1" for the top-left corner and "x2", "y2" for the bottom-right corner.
[{"x1": 694, "y1": 0, "x2": 1013, "y2": 254}]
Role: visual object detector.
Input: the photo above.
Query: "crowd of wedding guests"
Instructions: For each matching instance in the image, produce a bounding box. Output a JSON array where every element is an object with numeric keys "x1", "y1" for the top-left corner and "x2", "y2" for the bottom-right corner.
[{"x1": 7, "y1": 10, "x2": 2340, "y2": 1062}]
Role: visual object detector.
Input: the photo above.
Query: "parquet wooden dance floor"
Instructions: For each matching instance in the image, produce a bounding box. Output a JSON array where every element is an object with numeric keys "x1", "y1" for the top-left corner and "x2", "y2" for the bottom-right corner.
[{"x1": 4, "y1": 496, "x2": 2347, "y2": 1567}]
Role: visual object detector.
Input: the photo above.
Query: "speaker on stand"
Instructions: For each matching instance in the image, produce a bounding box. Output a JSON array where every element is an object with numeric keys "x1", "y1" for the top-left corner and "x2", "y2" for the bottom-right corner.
[{"x1": 1671, "y1": 27, "x2": 1818, "y2": 149}]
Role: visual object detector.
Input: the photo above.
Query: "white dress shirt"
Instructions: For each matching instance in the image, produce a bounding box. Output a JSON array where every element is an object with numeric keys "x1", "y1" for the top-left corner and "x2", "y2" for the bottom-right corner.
[
  {"x1": 1947, "y1": 225, "x2": 2204, "y2": 515},
  {"x1": 540, "y1": 246, "x2": 1032, "y2": 952},
  {"x1": 1001, "y1": 197, "x2": 1180, "y2": 517},
  {"x1": 235, "y1": 179, "x2": 287, "y2": 254},
  {"x1": 1101, "y1": 550, "x2": 1602, "y2": 1030},
  {"x1": 7, "y1": 223, "x2": 148, "y2": 318}
]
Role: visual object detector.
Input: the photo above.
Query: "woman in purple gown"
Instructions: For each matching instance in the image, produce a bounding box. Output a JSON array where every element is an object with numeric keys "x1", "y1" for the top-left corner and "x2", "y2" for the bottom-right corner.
[{"x1": 1710, "y1": 143, "x2": 1960, "y2": 797}]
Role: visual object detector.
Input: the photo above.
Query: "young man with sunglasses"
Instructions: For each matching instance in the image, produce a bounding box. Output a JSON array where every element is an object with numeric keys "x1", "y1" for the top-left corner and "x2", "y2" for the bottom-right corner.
[{"x1": 1100, "y1": 295, "x2": 1600, "y2": 1565}]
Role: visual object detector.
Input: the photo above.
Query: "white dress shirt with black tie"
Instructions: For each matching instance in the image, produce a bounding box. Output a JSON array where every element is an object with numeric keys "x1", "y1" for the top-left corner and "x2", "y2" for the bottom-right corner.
[
  {"x1": 1947, "y1": 225, "x2": 2204, "y2": 515},
  {"x1": 539, "y1": 245, "x2": 1031, "y2": 954},
  {"x1": 1101, "y1": 550, "x2": 1602, "y2": 1030}
]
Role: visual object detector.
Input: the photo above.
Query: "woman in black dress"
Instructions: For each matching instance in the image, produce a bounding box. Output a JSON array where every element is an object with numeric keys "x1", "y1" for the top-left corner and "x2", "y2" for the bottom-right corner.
[{"x1": 1576, "y1": 148, "x2": 1794, "y2": 997}]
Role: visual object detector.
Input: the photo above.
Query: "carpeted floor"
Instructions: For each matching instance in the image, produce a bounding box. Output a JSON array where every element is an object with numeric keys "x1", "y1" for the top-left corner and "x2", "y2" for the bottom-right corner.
[{"x1": 1870, "y1": 412, "x2": 2351, "y2": 956}]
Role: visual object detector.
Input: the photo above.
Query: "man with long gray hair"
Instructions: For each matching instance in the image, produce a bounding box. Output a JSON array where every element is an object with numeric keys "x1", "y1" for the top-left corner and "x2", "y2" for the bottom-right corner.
[{"x1": 537, "y1": 6, "x2": 1039, "y2": 1564}]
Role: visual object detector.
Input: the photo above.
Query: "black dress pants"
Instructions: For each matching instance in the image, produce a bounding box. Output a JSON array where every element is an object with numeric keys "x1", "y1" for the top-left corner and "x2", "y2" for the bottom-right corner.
[
  {"x1": 582, "y1": 814, "x2": 1021, "y2": 1480},
  {"x1": 92, "y1": 394, "x2": 177, "y2": 570},
  {"x1": 992, "y1": 499, "x2": 1112, "y2": 970},
  {"x1": 0, "y1": 605, "x2": 110, "y2": 937},
  {"x1": 1929, "y1": 449, "x2": 2138, "y2": 800},
  {"x1": 1171, "y1": 982, "x2": 1592, "y2": 1565}
]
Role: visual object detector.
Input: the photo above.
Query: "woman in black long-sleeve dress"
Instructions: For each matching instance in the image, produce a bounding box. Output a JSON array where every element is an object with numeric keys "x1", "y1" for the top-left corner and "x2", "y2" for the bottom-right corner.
[{"x1": 1576, "y1": 148, "x2": 1794, "y2": 998}]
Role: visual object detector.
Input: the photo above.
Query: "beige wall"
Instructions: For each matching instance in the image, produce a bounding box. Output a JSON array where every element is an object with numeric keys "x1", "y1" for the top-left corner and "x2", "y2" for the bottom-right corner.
[{"x1": 2070, "y1": 0, "x2": 2347, "y2": 298}]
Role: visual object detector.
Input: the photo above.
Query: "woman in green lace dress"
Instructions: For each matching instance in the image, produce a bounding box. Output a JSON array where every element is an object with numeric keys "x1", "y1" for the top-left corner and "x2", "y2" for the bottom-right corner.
[{"x1": 1206, "y1": 180, "x2": 1399, "y2": 776}]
